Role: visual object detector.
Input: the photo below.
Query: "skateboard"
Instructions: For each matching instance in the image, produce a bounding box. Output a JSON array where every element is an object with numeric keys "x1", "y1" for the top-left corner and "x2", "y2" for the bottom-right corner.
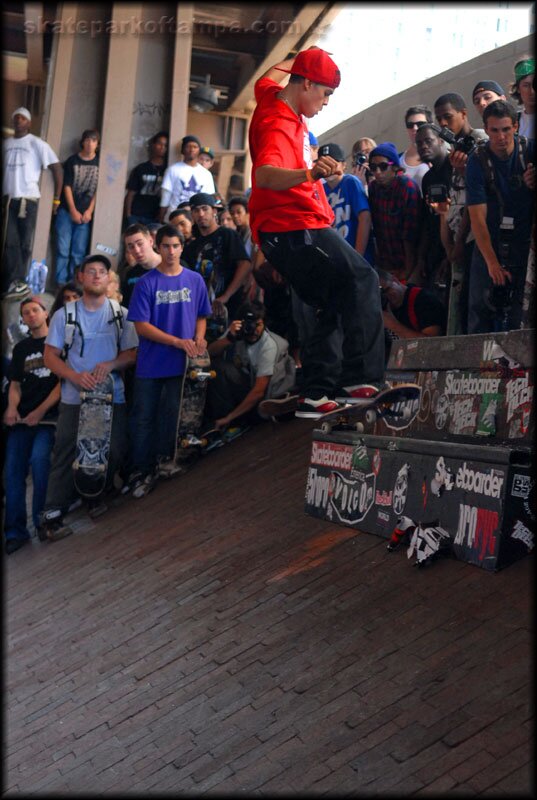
[
  {"x1": 258, "y1": 393, "x2": 300, "y2": 419},
  {"x1": 181, "y1": 425, "x2": 249, "y2": 454},
  {"x1": 73, "y1": 374, "x2": 114, "y2": 498},
  {"x1": 316, "y1": 384, "x2": 421, "y2": 435},
  {"x1": 158, "y1": 350, "x2": 215, "y2": 477},
  {"x1": 446, "y1": 258, "x2": 464, "y2": 335}
]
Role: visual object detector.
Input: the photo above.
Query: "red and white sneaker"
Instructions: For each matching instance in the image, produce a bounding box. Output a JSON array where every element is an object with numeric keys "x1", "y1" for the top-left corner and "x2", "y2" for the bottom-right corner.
[
  {"x1": 336, "y1": 381, "x2": 391, "y2": 405},
  {"x1": 295, "y1": 396, "x2": 341, "y2": 419}
]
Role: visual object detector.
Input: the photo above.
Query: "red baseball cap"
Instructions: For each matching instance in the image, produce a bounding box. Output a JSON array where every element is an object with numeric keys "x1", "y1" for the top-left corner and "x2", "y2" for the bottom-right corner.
[
  {"x1": 20, "y1": 295, "x2": 47, "y2": 313},
  {"x1": 277, "y1": 47, "x2": 341, "y2": 90}
]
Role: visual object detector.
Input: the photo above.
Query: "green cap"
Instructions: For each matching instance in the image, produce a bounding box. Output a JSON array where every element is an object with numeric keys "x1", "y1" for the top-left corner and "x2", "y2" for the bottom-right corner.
[{"x1": 514, "y1": 58, "x2": 534, "y2": 82}]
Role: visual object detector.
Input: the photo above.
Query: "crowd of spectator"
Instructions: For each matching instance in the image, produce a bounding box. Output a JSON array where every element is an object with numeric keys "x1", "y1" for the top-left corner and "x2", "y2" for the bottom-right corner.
[{"x1": 1, "y1": 49, "x2": 534, "y2": 554}]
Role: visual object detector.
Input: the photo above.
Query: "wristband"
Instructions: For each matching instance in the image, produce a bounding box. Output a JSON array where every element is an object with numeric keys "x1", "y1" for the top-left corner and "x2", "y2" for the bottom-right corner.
[
  {"x1": 53, "y1": 198, "x2": 60, "y2": 205},
  {"x1": 305, "y1": 169, "x2": 315, "y2": 183}
]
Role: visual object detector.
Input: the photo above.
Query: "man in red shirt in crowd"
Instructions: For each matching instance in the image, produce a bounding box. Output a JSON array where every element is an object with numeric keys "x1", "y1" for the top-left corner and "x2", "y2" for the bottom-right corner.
[{"x1": 248, "y1": 47, "x2": 386, "y2": 418}]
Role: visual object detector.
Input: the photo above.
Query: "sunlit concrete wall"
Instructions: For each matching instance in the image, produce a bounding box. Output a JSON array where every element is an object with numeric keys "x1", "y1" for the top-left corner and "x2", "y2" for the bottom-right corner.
[{"x1": 318, "y1": 35, "x2": 532, "y2": 155}]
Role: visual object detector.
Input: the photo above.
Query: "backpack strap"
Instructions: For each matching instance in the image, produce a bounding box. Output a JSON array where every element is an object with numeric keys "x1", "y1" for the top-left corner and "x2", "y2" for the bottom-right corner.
[
  {"x1": 63, "y1": 300, "x2": 84, "y2": 358},
  {"x1": 107, "y1": 298, "x2": 124, "y2": 355},
  {"x1": 407, "y1": 286, "x2": 421, "y2": 331}
]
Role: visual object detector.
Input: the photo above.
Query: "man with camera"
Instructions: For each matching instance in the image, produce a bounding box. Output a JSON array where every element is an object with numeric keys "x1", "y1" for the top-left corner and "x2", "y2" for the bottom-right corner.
[
  {"x1": 465, "y1": 99, "x2": 535, "y2": 333},
  {"x1": 206, "y1": 300, "x2": 296, "y2": 429}
]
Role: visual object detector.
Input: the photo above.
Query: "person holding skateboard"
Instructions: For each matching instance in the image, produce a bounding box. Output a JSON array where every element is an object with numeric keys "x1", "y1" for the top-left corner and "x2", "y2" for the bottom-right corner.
[
  {"x1": 248, "y1": 47, "x2": 386, "y2": 419},
  {"x1": 126, "y1": 224, "x2": 212, "y2": 496},
  {"x1": 40, "y1": 255, "x2": 138, "y2": 541},
  {"x1": 3, "y1": 297, "x2": 60, "y2": 554}
]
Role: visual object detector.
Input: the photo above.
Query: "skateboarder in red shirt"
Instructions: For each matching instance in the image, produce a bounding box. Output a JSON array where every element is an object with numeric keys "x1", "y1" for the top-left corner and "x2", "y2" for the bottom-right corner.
[{"x1": 248, "y1": 47, "x2": 386, "y2": 419}]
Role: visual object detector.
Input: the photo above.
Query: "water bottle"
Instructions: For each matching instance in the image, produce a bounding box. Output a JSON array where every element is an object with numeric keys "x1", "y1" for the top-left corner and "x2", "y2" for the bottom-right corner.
[{"x1": 26, "y1": 259, "x2": 48, "y2": 293}]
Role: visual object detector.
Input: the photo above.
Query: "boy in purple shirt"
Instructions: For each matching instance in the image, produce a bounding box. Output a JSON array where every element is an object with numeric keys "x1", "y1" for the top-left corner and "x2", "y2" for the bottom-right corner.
[{"x1": 127, "y1": 224, "x2": 212, "y2": 496}]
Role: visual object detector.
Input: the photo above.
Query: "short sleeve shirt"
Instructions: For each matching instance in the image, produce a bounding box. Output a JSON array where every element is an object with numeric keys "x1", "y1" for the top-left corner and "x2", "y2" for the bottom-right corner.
[
  {"x1": 46, "y1": 299, "x2": 138, "y2": 404},
  {"x1": 248, "y1": 78, "x2": 334, "y2": 242},
  {"x1": 323, "y1": 174, "x2": 375, "y2": 264},
  {"x1": 127, "y1": 160, "x2": 166, "y2": 218},
  {"x1": 60, "y1": 153, "x2": 99, "y2": 213},
  {"x1": 2, "y1": 134, "x2": 59, "y2": 198},
  {"x1": 127, "y1": 268, "x2": 212, "y2": 378},
  {"x1": 8, "y1": 336, "x2": 59, "y2": 420},
  {"x1": 182, "y1": 227, "x2": 250, "y2": 299},
  {"x1": 234, "y1": 329, "x2": 277, "y2": 382},
  {"x1": 160, "y1": 162, "x2": 215, "y2": 207}
]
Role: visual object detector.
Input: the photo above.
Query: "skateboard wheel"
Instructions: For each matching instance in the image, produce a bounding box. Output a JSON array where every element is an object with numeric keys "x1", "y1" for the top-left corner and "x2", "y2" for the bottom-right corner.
[
  {"x1": 189, "y1": 370, "x2": 199, "y2": 379},
  {"x1": 200, "y1": 438, "x2": 209, "y2": 447},
  {"x1": 354, "y1": 422, "x2": 364, "y2": 433},
  {"x1": 365, "y1": 409, "x2": 376, "y2": 424},
  {"x1": 320, "y1": 421, "x2": 332, "y2": 434},
  {"x1": 209, "y1": 370, "x2": 216, "y2": 379},
  {"x1": 180, "y1": 439, "x2": 190, "y2": 448}
]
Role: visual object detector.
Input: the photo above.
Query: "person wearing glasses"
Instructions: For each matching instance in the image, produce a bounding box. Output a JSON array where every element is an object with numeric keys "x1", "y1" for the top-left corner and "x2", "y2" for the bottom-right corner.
[
  {"x1": 367, "y1": 142, "x2": 423, "y2": 283},
  {"x1": 399, "y1": 105, "x2": 433, "y2": 194}
]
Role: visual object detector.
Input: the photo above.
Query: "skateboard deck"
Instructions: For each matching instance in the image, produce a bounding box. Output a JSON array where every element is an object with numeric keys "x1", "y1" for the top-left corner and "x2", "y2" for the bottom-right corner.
[
  {"x1": 446, "y1": 258, "x2": 464, "y2": 335},
  {"x1": 159, "y1": 350, "x2": 215, "y2": 477},
  {"x1": 181, "y1": 425, "x2": 249, "y2": 454},
  {"x1": 73, "y1": 374, "x2": 114, "y2": 498},
  {"x1": 317, "y1": 384, "x2": 421, "y2": 434}
]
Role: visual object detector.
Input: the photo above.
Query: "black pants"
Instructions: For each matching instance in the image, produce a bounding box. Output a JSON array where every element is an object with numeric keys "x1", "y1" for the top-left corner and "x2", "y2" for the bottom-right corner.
[
  {"x1": 260, "y1": 227, "x2": 385, "y2": 398},
  {"x1": 3, "y1": 197, "x2": 38, "y2": 292}
]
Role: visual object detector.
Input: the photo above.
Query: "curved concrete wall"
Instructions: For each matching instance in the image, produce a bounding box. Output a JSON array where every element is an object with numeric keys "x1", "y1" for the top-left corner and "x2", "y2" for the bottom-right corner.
[{"x1": 318, "y1": 35, "x2": 532, "y2": 155}]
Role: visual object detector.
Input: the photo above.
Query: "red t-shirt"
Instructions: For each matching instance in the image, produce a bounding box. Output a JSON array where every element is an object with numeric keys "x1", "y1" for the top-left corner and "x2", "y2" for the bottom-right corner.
[{"x1": 248, "y1": 78, "x2": 334, "y2": 243}]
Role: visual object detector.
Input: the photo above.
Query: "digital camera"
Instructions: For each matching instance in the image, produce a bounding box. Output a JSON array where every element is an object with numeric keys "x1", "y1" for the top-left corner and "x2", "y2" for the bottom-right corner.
[
  {"x1": 432, "y1": 124, "x2": 477, "y2": 156},
  {"x1": 353, "y1": 152, "x2": 368, "y2": 166},
  {"x1": 236, "y1": 311, "x2": 258, "y2": 339},
  {"x1": 427, "y1": 183, "x2": 449, "y2": 203}
]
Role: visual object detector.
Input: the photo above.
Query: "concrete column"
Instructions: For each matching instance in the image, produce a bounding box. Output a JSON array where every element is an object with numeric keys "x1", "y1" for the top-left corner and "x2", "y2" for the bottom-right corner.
[
  {"x1": 31, "y1": 3, "x2": 78, "y2": 270},
  {"x1": 168, "y1": 2, "x2": 193, "y2": 162},
  {"x1": 90, "y1": 3, "x2": 142, "y2": 268}
]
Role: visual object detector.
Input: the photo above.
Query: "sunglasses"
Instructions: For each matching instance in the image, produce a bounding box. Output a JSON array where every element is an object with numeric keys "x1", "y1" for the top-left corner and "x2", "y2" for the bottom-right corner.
[
  {"x1": 369, "y1": 162, "x2": 393, "y2": 172},
  {"x1": 406, "y1": 120, "x2": 427, "y2": 129}
]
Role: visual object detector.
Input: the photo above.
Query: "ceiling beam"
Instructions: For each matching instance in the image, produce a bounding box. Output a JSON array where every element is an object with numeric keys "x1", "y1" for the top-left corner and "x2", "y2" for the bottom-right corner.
[{"x1": 227, "y1": 2, "x2": 341, "y2": 114}]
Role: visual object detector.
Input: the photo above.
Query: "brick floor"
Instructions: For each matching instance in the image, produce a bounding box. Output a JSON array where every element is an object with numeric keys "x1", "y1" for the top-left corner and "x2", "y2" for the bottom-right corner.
[{"x1": 4, "y1": 418, "x2": 534, "y2": 795}]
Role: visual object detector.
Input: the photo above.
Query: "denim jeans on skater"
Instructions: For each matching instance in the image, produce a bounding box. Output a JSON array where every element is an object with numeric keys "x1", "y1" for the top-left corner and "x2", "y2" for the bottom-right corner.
[
  {"x1": 4, "y1": 424, "x2": 55, "y2": 541},
  {"x1": 130, "y1": 376, "x2": 183, "y2": 475},
  {"x1": 55, "y1": 206, "x2": 91, "y2": 285},
  {"x1": 260, "y1": 227, "x2": 385, "y2": 398}
]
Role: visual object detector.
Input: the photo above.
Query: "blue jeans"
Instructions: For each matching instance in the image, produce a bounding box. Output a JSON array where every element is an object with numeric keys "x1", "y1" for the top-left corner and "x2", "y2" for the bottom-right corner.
[
  {"x1": 55, "y1": 206, "x2": 92, "y2": 285},
  {"x1": 130, "y1": 376, "x2": 183, "y2": 475},
  {"x1": 4, "y1": 424, "x2": 55, "y2": 541}
]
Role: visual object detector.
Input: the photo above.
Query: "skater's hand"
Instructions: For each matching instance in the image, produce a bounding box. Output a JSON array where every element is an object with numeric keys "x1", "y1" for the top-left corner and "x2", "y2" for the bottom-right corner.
[
  {"x1": 449, "y1": 150, "x2": 468, "y2": 173},
  {"x1": 194, "y1": 337, "x2": 207, "y2": 354},
  {"x1": 21, "y1": 409, "x2": 43, "y2": 426},
  {"x1": 312, "y1": 155, "x2": 343, "y2": 180},
  {"x1": 81, "y1": 209, "x2": 93, "y2": 224},
  {"x1": 523, "y1": 163, "x2": 535, "y2": 190},
  {"x1": 228, "y1": 320, "x2": 243, "y2": 339},
  {"x1": 488, "y1": 262, "x2": 512, "y2": 287},
  {"x1": 3, "y1": 407, "x2": 21, "y2": 426},
  {"x1": 212, "y1": 297, "x2": 227, "y2": 315},
  {"x1": 176, "y1": 338, "x2": 198, "y2": 357},
  {"x1": 76, "y1": 371, "x2": 99, "y2": 390},
  {"x1": 92, "y1": 362, "x2": 112, "y2": 383}
]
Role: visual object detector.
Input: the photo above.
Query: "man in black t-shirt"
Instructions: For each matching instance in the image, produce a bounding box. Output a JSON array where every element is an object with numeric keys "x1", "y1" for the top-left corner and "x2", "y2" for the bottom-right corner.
[
  {"x1": 3, "y1": 297, "x2": 60, "y2": 554},
  {"x1": 124, "y1": 131, "x2": 168, "y2": 227},
  {"x1": 120, "y1": 223, "x2": 162, "y2": 308},
  {"x1": 55, "y1": 129, "x2": 100, "y2": 285},
  {"x1": 377, "y1": 268, "x2": 446, "y2": 346},
  {"x1": 183, "y1": 193, "x2": 251, "y2": 320}
]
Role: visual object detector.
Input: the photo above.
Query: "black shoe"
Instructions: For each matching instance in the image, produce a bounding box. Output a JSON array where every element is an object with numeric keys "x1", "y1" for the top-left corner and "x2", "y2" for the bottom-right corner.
[
  {"x1": 41, "y1": 520, "x2": 74, "y2": 542},
  {"x1": 5, "y1": 538, "x2": 29, "y2": 555}
]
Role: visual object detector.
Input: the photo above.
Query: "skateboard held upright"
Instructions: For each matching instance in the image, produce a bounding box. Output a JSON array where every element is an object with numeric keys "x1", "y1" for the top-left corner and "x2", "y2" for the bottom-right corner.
[
  {"x1": 159, "y1": 349, "x2": 215, "y2": 477},
  {"x1": 73, "y1": 374, "x2": 114, "y2": 498}
]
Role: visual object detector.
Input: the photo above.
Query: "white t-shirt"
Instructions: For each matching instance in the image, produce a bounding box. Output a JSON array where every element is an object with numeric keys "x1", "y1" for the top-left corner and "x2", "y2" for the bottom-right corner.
[
  {"x1": 399, "y1": 152, "x2": 429, "y2": 195},
  {"x1": 160, "y1": 161, "x2": 216, "y2": 208},
  {"x1": 518, "y1": 110, "x2": 534, "y2": 139},
  {"x1": 2, "y1": 133, "x2": 59, "y2": 198}
]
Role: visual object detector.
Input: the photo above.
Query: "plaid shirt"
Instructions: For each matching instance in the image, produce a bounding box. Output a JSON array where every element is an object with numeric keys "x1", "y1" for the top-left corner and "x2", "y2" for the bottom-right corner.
[{"x1": 369, "y1": 174, "x2": 422, "y2": 275}]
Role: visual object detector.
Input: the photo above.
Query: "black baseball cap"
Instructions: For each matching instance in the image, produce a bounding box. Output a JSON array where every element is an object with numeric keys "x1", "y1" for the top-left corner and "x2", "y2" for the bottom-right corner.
[
  {"x1": 318, "y1": 142, "x2": 346, "y2": 162},
  {"x1": 189, "y1": 192, "x2": 217, "y2": 208}
]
